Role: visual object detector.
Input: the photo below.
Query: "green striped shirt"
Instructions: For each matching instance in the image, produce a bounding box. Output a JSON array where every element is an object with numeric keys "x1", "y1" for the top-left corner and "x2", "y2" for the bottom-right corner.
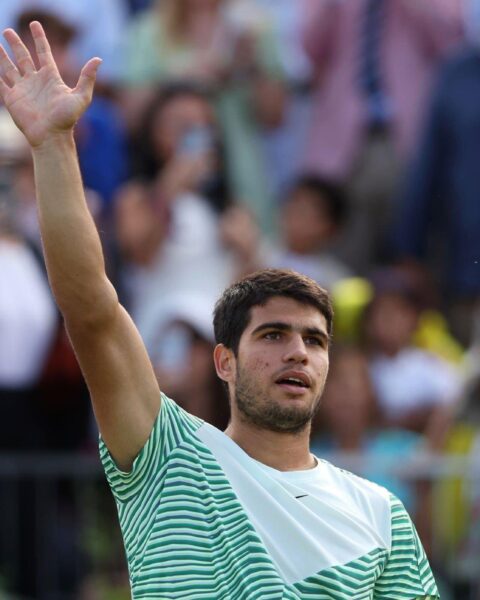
[{"x1": 100, "y1": 394, "x2": 439, "y2": 599}]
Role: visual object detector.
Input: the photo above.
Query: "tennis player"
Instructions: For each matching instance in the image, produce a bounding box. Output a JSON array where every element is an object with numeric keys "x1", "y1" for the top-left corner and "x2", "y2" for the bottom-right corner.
[{"x1": 0, "y1": 22, "x2": 439, "y2": 599}]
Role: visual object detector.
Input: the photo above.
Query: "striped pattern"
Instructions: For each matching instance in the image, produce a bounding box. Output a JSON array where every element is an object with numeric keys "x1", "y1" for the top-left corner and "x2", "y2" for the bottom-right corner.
[
  {"x1": 100, "y1": 395, "x2": 439, "y2": 599},
  {"x1": 359, "y1": 0, "x2": 391, "y2": 126},
  {"x1": 373, "y1": 496, "x2": 439, "y2": 599}
]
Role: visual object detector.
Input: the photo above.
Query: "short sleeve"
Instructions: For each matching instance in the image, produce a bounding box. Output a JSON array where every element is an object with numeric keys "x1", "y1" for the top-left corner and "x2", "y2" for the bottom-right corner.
[
  {"x1": 99, "y1": 393, "x2": 203, "y2": 503},
  {"x1": 373, "y1": 495, "x2": 440, "y2": 599}
]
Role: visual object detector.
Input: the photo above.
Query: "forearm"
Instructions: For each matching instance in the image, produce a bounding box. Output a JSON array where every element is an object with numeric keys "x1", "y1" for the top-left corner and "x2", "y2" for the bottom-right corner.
[{"x1": 32, "y1": 131, "x2": 117, "y2": 324}]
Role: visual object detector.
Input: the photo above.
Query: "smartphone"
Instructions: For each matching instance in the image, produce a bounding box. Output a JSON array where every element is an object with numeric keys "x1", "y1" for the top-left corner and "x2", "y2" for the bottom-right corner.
[{"x1": 177, "y1": 126, "x2": 215, "y2": 157}]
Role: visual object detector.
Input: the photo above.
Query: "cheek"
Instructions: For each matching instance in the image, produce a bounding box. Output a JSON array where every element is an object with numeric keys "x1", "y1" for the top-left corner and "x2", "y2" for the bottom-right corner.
[
  {"x1": 251, "y1": 357, "x2": 270, "y2": 372},
  {"x1": 315, "y1": 358, "x2": 329, "y2": 385},
  {"x1": 242, "y1": 356, "x2": 271, "y2": 381}
]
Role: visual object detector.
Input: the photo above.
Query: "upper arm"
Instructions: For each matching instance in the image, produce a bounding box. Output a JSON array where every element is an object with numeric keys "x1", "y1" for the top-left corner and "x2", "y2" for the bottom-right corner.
[
  {"x1": 66, "y1": 298, "x2": 160, "y2": 471},
  {"x1": 373, "y1": 496, "x2": 439, "y2": 599}
]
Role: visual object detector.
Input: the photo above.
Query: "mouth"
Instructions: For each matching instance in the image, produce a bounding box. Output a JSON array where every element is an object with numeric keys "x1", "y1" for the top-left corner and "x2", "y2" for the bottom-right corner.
[{"x1": 275, "y1": 372, "x2": 311, "y2": 395}]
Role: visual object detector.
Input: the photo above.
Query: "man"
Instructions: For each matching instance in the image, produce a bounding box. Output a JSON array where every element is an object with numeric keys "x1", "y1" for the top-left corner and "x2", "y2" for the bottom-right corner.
[{"x1": 0, "y1": 22, "x2": 439, "y2": 599}]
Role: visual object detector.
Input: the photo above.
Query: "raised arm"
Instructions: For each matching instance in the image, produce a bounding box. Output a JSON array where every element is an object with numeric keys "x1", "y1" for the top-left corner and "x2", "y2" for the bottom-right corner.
[{"x1": 0, "y1": 22, "x2": 160, "y2": 470}]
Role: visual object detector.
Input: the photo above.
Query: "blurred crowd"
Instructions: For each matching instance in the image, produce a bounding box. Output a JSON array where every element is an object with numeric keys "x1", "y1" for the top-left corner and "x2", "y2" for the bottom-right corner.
[{"x1": 0, "y1": 0, "x2": 480, "y2": 598}]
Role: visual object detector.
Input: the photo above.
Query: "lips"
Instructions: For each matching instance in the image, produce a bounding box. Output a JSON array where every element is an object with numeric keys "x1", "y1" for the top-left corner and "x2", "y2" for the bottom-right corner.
[{"x1": 274, "y1": 370, "x2": 311, "y2": 389}]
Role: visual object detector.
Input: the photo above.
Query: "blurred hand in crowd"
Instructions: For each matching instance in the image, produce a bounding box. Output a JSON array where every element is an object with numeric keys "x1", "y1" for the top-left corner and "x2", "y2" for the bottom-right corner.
[
  {"x1": 156, "y1": 147, "x2": 216, "y2": 203},
  {"x1": 220, "y1": 204, "x2": 259, "y2": 257},
  {"x1": 219, "y1": 203, "x2": 262, "y2": 275}
]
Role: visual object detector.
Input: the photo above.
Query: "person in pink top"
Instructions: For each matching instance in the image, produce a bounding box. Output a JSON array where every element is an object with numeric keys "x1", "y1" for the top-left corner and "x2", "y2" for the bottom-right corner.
[{"x1": 302, "y1": 0, "x2": 463, "y2": 272}]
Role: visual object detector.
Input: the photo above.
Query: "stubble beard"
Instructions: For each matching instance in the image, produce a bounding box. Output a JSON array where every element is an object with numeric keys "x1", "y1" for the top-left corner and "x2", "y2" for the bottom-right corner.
[{"x1": 234, "y1": 366, "x2": 323, "y2": 434}]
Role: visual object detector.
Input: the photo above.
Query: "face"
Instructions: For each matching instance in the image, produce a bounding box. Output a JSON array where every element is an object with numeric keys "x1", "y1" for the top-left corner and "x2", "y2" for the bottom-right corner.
[
  {"x1": 281, "y1": 189, "x2": 334, "y2": 254},
  {"x1": 320, "y1": 350, "x2": 375, "y2": 435},
  {"x1": 151, "y1": 94, "x2": 215, "y2": 161},
  {"x1": 225, "y1": 297, "x2": 330, "y2": 434},
  {"x1": 365, "y1": 294, "x2": 418, "y2": 355}
]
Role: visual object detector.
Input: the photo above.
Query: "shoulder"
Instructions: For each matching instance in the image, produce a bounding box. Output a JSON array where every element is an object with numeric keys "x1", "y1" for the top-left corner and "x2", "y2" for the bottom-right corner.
[
  {"x1": 318, "y1": 458, "x2": 392, "y2": 511},
  {"x1": 317, "y1": 459, "x2": 396, "y2": 548}
]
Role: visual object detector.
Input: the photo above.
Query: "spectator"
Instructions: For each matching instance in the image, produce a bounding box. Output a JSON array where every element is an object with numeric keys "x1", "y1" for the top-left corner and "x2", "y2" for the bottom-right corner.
[
  {"x1": 114, "y1": 85, "x2": 234, "y2": 345},
  {"x1": 0, "y1": 225, "x2": 57, "y2": 451},
  {"x1": 0, "y1": 0, "x2": 128, "y2": 83},
  {"x1": 311, "y1": 345, "x2": 422, "y2": 513},
  {"x1": 248, "y1": 0, "x2": 316, "y2": 199},
  {"x1": 151, "y1": 295, "x2": 230, "y2": 430},
  {"x1": 0, "y1": 110, "x2": 90, "y2": 452},
  {"x1": 0, "y1": 113, "x2": 89, "y2": 599},
  {"x1": 221, "y1": 175, "x2": 352, "y2": 289},
  {"x1": 302, "y1": 0, "x2": 463, "y2": 272},
  {"x1": 362, "y1": 268, "x2": 461, "y2": 434},
  {"x1": 391, "y1": 0, "x2": 480, "y2": 346},
  {"x1": 120, "y1": 0, "x2": 285, "y2": 233},
  {"x1": 129, "y1": 82, "x2": 230, "y2": 213}
]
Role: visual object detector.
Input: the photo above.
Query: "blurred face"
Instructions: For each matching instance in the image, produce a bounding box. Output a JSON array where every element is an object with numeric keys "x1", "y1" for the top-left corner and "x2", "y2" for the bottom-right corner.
[
  {"x1": 365, "y1": 294, "x2": 418, "y2": 355},
  {"x1": 151, "y1": 94, "x2": 215, "y2": 161},
  {"x1": 281, "y1": 189, "x2": 335, "y2": 254},
  {"x1": 320, "y1": 350, "x2": 375, "y2": 435},
  {"x1": 231, "y1": 297, "x2": 330, "y2": 433}
]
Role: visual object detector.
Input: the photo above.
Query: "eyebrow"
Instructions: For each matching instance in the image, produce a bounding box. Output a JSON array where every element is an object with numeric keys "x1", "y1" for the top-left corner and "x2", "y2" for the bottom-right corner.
[{"x1": 251, "y1": 321, "x2": 330, "y2": 343}]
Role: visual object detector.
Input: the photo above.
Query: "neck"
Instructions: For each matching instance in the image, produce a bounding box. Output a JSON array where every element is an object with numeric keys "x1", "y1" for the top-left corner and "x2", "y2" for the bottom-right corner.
[{"x1": 224, "y1": 419, "x2": 315, "y2": 472}]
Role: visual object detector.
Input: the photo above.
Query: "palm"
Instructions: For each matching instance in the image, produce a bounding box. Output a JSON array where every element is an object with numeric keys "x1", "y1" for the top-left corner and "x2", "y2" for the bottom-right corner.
[
  {"x1": 0, "y1": 22, "x2": 100, "y2": 147},
  {"x1": 5, "y1": 67, "x2": 86, "y2": 147}
]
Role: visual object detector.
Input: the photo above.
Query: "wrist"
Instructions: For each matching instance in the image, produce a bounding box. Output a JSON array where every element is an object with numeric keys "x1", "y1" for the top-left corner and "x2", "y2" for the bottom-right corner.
[{"x1": 31, "y1": 130, "x2": 76, "y2": 156}]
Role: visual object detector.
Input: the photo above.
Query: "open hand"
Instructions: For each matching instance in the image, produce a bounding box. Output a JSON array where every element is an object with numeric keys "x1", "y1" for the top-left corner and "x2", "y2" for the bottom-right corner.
[{"x1": 0, "y1": 21, "x2": 101, "y2": 147}]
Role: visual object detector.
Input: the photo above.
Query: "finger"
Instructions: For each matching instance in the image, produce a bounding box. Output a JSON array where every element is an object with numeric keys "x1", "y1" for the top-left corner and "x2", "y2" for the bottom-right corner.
[
  {"x1": 29, "y1": 21, "x2": 57, "y2": 70},
  {"x1": 73, "y1": 57, "x2": 102, "y2": 102},
  {"x1": 0, "y1": 75, "x2": 11, "y2": 101},
  {"x1": 3, "y1": 28, "x2": 35, "y2": 75},
  {"x1": 0, "y1": 42, "x2": 21, "y2": 84}
]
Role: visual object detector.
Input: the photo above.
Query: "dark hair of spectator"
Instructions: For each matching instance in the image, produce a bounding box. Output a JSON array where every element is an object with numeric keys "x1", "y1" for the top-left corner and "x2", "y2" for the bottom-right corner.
[
  {"x1": 369, "y1": 267, "x2": 428, "y2": 311},
  {"x1": 213, "y1": 269, "x2": 334, "y2": 355},
  {"x1": 16, "y1": 10, "x2": 77, "y2": 47},
  {"x1": 287, "y1": 174, "x2": 347, "y2": 228},
  {"x1": 131, "y1": 82, "x2": 230, "y2": 213}
]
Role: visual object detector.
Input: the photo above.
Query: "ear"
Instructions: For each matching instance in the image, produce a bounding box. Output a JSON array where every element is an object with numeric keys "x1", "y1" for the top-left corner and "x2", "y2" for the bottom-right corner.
[{"x1": 213, "y1": 344, "x2": 235, "y2": 383}]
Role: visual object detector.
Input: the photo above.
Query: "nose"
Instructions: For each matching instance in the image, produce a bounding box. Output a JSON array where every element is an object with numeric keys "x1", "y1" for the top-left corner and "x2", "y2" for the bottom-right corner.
[{"x1": 282, "y1": 334, "x2": 308, "y2": 364}]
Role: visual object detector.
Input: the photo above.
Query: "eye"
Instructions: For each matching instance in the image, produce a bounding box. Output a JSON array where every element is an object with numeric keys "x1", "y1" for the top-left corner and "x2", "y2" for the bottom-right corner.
[
  {"x1": 304, "y1": 336, "x2": 324, "y2": 347},
  {"x1": 264, "y1": 331, "x2": 282, "y2": 341}
]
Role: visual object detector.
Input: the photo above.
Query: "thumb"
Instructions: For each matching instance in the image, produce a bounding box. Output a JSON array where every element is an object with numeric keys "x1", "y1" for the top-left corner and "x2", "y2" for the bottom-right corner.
[{"x1": 73, "y1": 57, "x2": 102, "y2": 103}]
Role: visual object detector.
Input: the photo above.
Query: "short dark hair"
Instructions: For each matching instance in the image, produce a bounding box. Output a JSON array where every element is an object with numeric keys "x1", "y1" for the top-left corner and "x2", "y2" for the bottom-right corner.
[
  {"x1": 213, "y1": 269, "x2": 334, "y2": 355},
  {"x1": 286, "y1": 174, "x2": 347, "y2": 227}
]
